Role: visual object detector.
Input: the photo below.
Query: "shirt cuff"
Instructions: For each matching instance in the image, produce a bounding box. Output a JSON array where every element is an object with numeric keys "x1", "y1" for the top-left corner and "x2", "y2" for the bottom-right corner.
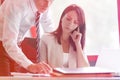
[{"x1": 20, "y1": 59, "x2": 33, "y2": 69}]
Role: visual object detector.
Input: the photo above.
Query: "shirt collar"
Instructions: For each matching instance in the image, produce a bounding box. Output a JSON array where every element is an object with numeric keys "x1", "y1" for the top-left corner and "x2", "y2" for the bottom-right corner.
[{"x1": 29, "y1": 0, "x2": 38, "y2": 14}]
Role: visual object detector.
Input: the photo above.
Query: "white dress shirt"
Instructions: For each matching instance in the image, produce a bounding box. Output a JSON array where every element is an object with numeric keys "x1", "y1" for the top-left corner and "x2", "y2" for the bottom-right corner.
[{"x1": 0, "y1": 0, "x2": 54, "y2": 69}]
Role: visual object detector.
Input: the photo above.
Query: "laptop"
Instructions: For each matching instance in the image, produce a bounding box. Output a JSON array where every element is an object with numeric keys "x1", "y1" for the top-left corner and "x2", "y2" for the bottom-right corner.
[
  {"x1": 53, "y1": 67, "x2": 114, "y2": 75},
  {"x1": 96, "y1": 48, "x2": 120, "y2": 73}
]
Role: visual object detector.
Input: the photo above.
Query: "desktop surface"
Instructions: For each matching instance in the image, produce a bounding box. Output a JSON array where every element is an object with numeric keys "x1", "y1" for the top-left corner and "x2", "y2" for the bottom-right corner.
[
  {"x1": 1, "y1": 67, "x2": 120, "y2": 80},
  {"x1": 0, "y1": 76, "x2": 120, "y2": 80}
]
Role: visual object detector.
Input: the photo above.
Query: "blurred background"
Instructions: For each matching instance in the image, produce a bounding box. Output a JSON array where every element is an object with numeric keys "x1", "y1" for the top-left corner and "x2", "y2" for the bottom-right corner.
[{"x1": 50, "y1": 0, "x2": 119, "y2": 54}]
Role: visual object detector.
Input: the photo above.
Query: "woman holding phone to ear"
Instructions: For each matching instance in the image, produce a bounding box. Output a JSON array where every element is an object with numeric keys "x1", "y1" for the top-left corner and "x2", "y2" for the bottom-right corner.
[{"x1": 39, "y1": 4, "x2": 89, "y2": 68}]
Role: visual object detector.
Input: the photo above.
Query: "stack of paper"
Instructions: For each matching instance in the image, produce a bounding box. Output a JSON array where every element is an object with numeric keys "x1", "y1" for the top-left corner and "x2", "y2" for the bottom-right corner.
[{"x1": 11, "y1": 72, "x2": 50, "y2": 77}]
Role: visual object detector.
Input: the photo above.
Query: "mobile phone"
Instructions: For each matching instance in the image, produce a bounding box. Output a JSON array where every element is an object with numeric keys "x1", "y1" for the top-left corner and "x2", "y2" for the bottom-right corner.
[
  {"x1": 71, "y1": 27, "x2": 80, "y2": 39},
  {"x1": 71, "y1": 27, "x2": 79, "y2": 34}
]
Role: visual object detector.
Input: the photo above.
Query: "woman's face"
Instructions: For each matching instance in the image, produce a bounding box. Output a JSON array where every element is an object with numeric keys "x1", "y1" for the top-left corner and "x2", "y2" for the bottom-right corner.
[
  {"x1": 34, "y1": 0, "x2": 53, "y2": 12},
  {"x1": 61, "y1": 10, "x2": 79, "y2": 34}
]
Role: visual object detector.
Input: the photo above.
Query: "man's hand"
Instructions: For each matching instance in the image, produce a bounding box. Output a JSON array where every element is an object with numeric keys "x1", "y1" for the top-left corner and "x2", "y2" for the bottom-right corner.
[{"x1": 27, "y1": 62, "x2": 52, "y2": 74}]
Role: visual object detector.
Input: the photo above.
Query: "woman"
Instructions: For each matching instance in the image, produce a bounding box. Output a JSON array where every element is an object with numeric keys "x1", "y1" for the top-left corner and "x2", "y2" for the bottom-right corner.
[{"x1": 39, "y1": 4, "x2": 89, "y2": 68}]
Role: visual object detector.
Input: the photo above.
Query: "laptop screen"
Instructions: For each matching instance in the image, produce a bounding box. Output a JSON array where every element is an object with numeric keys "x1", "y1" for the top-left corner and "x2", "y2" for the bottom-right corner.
[{"x1": 96, "y1": 49, "x2": 120, "y2": 72}]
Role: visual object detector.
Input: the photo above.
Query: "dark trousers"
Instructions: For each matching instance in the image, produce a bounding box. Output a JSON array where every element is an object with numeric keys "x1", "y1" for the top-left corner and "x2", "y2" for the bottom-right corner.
[{"x1": 0, "y1": 41, "x2": 15, "y2": 76}]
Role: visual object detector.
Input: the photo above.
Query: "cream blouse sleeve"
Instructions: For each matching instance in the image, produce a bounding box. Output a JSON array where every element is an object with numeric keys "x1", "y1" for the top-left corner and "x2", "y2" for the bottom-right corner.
[{"x1": 39, "y1": 39, "x2": 48, "y2": 63}]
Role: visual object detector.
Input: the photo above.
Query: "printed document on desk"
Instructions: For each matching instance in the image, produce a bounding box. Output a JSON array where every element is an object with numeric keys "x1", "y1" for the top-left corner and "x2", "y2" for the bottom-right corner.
[{"x1": 11, "y1": 72, "x2": 50, "y2": 77}]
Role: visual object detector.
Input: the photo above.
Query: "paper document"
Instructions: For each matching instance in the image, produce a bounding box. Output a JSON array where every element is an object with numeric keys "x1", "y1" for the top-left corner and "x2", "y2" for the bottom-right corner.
[{"x1": 11, "y1": 72, "x2": 50, "y2": 77}]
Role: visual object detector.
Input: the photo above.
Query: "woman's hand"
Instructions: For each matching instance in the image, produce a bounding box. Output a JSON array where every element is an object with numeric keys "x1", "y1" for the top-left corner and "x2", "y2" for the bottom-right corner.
[
  {"x1": 70, "y1": 30, "x2": 82, "y2": 45},
  {"x1": 27, "y1": 62, "x2": 52, "y2": 74}
]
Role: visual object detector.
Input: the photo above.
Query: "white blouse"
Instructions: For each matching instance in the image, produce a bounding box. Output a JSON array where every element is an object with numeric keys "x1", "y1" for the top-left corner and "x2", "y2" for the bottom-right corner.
[{"x1": 63, "y1": 53, "x2": 69, "y2": 67}]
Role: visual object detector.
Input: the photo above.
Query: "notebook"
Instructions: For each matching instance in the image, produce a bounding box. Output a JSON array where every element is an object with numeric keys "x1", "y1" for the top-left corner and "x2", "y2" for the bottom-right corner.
[{"x1": 96, "y1": 48, "x2": 120, "y2": 73}]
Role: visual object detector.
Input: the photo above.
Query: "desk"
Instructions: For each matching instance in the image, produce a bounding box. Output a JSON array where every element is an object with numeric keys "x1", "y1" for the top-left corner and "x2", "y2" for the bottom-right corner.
[
  {"x1": 1, "y1": 67, "x2": 120, "y2": 80},
  {"x1": 0, "y1": 76, "x2": 120, "y2": 80},
  {"x1": 1, "y1": 73, "x2": 120, "y2": 80}
]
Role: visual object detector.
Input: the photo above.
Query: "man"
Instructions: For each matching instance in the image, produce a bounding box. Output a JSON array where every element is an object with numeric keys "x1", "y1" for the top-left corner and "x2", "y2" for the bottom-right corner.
[{"x1": 0, "y1": 0, "x2": 54, "y2": 76}]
